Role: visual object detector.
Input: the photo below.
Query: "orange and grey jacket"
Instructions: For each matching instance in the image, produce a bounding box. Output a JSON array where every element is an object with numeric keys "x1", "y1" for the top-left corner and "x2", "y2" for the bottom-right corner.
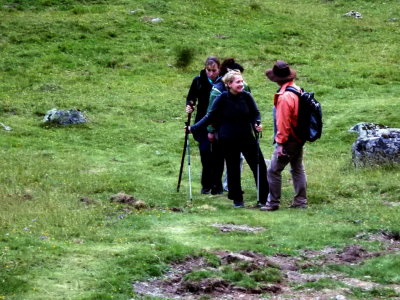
[{"x1": 273, "y1": 81, "x2": 301, "y2": 144}]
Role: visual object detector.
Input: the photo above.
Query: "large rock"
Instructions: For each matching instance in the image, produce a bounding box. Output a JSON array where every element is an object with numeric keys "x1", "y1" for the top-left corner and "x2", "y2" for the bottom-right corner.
[
  {"x1": 349, "y1": 122, "x2": 400, "y2": 167},
  {"x1": 43, "y1": 108, "x2": 87, "y2": 125}
]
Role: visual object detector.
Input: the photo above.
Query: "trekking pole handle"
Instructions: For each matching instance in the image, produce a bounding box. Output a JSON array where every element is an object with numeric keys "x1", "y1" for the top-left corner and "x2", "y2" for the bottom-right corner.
[{"x1": 254, "y1": 120, "x2": 262, "y2": 138}]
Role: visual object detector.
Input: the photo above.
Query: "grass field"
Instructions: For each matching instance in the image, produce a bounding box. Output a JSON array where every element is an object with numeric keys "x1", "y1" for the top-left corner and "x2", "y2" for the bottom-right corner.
[{"x1": 1, "y1": 0, "x2": 399, "y2": 299}]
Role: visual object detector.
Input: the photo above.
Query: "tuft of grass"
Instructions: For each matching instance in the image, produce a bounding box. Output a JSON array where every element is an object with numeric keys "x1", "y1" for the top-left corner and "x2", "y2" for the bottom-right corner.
[
  {"x1": 218, "y1": 265, "x2": 282, "y2": 288},
  {"x1": 175, "y1": 46, "x2": 195, "y2": 69},
  {"x1": 250, "y1": 268, "x2": 282, "y2": 283},
  {"x1": 350, "y1": 287, "x2": 400, "y2": 299},
  {"x1": 329, "y1": 254, "x2": 400, "y2": 284},
  {"x1": 184, "y1": 270, "x2": 217, "y2": 281},
  {"x1": 294, "y1": 278, "x2": 346, "y2": 291}
]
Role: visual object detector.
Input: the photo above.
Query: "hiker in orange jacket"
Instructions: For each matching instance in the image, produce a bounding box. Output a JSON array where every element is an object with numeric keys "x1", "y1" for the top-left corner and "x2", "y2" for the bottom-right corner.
[{"x1": 261, "y1": 60, "x2": 308, "y2": 211}]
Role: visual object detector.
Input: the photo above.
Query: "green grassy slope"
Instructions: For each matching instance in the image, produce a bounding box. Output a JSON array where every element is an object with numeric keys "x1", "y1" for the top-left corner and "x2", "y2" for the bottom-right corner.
[{"x1": 0, "y1": 0, "x2": 399, "y2": 299}]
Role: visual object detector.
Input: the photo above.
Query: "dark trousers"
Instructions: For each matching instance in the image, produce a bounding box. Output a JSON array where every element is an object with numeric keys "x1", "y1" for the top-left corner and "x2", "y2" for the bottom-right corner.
[
  {"x1": 195, "y1": 131, "x2": 224, "y2": 191},
  {"x1": 219, "y1": 136, "x2": 268, "y2": 205}
]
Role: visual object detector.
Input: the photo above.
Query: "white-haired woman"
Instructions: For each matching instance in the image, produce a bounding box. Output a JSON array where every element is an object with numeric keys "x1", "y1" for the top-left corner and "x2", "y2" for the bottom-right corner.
[{"x1": 188, "y1": 71, "x2": 269, "y2": 207}]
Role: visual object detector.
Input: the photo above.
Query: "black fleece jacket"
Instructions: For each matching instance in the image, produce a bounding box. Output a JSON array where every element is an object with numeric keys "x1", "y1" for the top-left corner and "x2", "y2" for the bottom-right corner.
[
  {"x1": 186, "y1": 69, "x2": 213, "y2": 123},
  {"x1": 191, "y1": 91, "x2": 261, "y2": 140}
]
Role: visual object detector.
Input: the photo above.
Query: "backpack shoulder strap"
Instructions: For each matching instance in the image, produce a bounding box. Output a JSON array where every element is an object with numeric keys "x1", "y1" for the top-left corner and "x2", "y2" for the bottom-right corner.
[{"x1": 285, "y1": 86, "x2": 302, "y2": 96}]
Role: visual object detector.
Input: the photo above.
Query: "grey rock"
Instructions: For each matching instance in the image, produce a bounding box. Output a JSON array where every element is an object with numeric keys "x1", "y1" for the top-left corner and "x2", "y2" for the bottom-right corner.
[
  {"x1": 43, "y1": 108, "x2": 87, "y2": 125},
  {"x1": 0, "y1": 122, "x2": 12, "y2": 131},
  {"x1": 343, "y1": 10, "x2": 362, "y2": 18},
  {"x1": 150, "y1": 17, "x2": 163, "y2": 23},
  {"x1": 349, "y1": 122, "x2": 389, "y2": 138},
  {"x1": 129, "y1": 9, "x2": 144, "y2": 14},
  {"x1": 349, "y1": 122, "x2": 400, "y2": 167}
]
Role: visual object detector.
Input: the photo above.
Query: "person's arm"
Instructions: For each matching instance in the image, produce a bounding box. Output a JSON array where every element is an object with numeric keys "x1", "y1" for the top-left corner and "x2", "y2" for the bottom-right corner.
[
  {"x1": 206, "y1": 86, "x2": 222, "y2": 134},
  {"x1": 244, "y1": 92, "x2": 261, "y2": 126},
  {"x1": 190, "y1": 93, "x2": 223, "y2": 133},
  {"x1": 185, "y1": 76, "x2": 199, "y2": 113}
]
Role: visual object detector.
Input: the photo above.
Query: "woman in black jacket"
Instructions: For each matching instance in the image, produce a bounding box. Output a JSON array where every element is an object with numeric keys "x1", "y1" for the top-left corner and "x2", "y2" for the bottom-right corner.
[
  {"x1": 185, "y1": 56, "x2": 224, "y2": 195},
  {"x1": 189, "y1": 70, "x2": 269, "y2": 207}
]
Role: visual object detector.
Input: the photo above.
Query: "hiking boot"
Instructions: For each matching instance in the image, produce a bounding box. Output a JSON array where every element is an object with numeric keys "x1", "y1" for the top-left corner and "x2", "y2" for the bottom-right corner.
[
  {"x1": 211, "y1": 187, "x2": 223, "y2": 195},
  {"x1": 201, "y1": 188, "x2": 211, "y2": 194},
  {"x1": 260, "y1": 205, "x2": 279, "y2": 211},
  {"x1": 288, "y1": 204, "x2": 307, "y2": 209},
  {"x1": 253, "y1": 202, "x2": 265, "y2": 208},
  {"x1": 233, "y1": 202, "x2": 245, "y2": 208}
]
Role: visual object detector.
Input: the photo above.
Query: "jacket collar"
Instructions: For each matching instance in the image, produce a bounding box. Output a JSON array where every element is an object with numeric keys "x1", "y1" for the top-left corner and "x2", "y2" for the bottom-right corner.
[{"x1": 276, "y1": 81, "x2": 295, "y2": 94}]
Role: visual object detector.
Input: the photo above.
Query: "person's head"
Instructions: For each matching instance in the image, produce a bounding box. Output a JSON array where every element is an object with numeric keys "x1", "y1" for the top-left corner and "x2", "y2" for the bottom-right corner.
[
  {"x1": 204, "y1": 56, "x2": 220, "y2": 81},
  {"x1": 219, "y1": 58, "x2": 244, "y2": 77},
  {"x1": 222, "y1": 70, "x2": 244, "y2": 94},
  {"x1": 265, "y1": 60, "x2": 296, "y2": 86}
]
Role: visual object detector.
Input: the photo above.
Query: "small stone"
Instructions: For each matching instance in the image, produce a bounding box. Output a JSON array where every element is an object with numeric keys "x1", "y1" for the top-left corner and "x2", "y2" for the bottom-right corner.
[
  {"x1": 0, "y1": 122, "x2": 12, "y2": 131},
  {"x1": 343, "y1": 10, "x2": 362, "y2": 18},
  {"x1": 129, "y1": 9, "x2": 144, "y2": 14}
]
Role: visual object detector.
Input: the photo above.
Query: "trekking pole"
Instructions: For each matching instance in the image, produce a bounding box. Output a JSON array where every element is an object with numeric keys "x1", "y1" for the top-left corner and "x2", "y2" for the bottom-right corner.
[
  {"x1": 177, "y1": 105, "x2": 192, "y2": 193},
  {"x1": 254, "y1": 121, "x2": 261, "y2": 205},
  {"x1": 186, "y1": 132, "x2": 193, "y2": 201}
]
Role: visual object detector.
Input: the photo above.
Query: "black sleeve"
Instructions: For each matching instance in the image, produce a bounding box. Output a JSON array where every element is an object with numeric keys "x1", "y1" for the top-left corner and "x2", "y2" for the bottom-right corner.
[
  {"x1": 191, "y1": 93, "x2": 224, "y2": 133},
  {"x1": 186, "y1": 76, "x2": 200, "y2": 106},
  {"x1": 244, "y1": 91, "x2": 261, "y2": 124}
]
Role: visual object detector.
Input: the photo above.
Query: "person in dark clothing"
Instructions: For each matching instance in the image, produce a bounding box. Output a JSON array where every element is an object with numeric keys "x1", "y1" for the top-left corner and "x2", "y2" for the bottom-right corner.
[
  {"x1": 188, "y1": 70, "x2": 269, "y2": 207},
  {"x1": 207, "y1": 58, "x2": 248, "y2": 191},
  {"x1": 185, "y1": 56, "x2": 224, "y2": 194}
]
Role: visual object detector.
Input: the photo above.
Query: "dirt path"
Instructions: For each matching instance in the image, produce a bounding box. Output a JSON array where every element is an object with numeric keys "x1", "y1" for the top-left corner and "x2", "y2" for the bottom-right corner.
[{"x1": 133, "y1": 228, "x2": 400, "y2": 299}]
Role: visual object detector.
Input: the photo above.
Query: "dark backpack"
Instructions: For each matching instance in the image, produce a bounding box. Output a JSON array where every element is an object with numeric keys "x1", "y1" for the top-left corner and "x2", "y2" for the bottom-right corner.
[{"x1": 285, "y1": 86, "x2": 323, "y2": 142}]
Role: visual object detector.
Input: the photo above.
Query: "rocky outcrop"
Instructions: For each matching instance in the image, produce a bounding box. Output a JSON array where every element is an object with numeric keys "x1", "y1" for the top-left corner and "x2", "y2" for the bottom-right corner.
[{"x1": 349, "y1": 122, "x2": 400, "y2": 167}]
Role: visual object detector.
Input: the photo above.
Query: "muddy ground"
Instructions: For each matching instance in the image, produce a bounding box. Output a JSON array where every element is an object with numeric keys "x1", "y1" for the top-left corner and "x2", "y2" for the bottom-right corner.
[{"x1": 133, "y1": 228, "x2": 400, "y2": 299}]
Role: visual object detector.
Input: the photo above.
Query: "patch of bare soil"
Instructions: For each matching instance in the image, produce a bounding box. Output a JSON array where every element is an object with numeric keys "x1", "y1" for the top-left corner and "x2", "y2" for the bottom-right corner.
[
  {"x1": 300, "y1": 244, "x2": 382, "y2": 266},
  {"x1": 211, "y1": 223, "x2": 265, "y2": 233},
  {"x1": 133, "y1": 253, "x2": 282, "y2": 300},
  {"x1": 356, "y1": 230, "x2": 400, "y2": 251},
  {"x1": 133, "y1": 233, "x2": 400, "y2": 299},
  {"x1": 109, "y1": 192, "x2": 147, "y2": 209}
]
